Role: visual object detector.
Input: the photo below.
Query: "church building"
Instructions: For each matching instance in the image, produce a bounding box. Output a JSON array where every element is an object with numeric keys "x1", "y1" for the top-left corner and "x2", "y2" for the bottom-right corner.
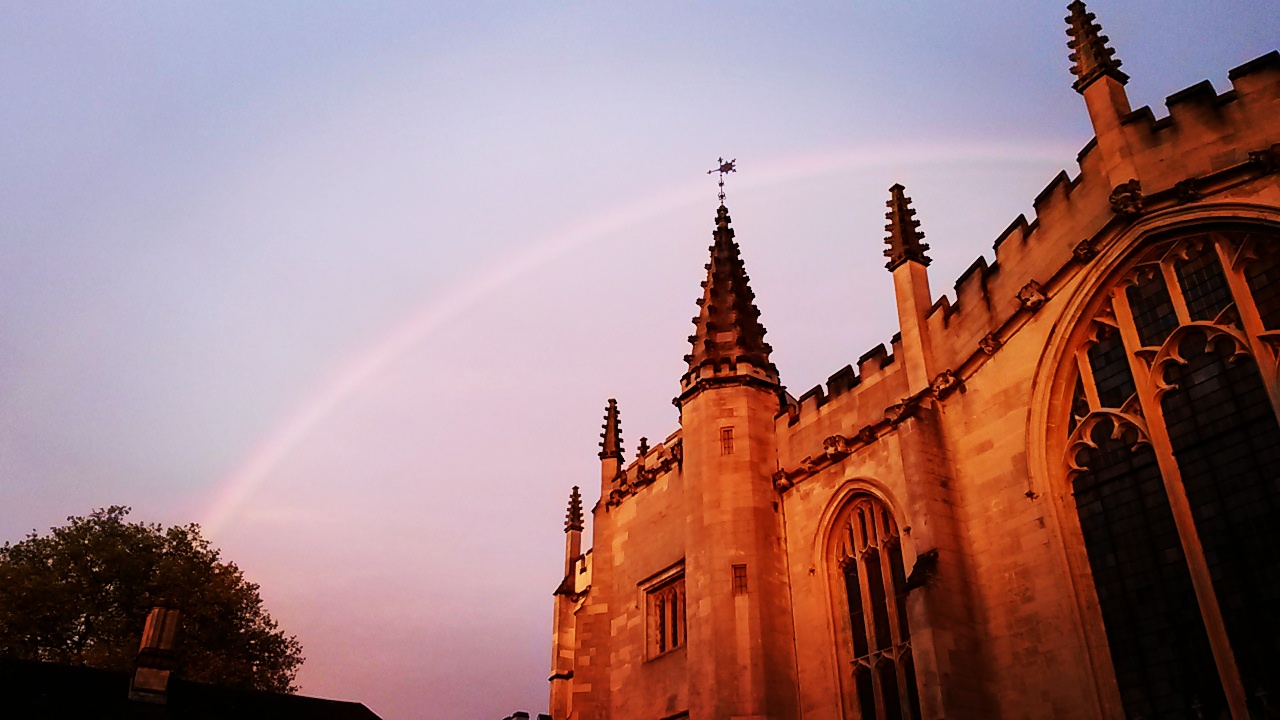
[{"x1": 549, "y1": 3, "x2": 1280, "y2": 719}]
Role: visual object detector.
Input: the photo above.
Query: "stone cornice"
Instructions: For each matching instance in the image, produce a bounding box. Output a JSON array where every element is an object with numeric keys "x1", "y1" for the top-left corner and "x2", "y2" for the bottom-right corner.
[{"x1": 674, "y1": 372, "x2": 782, "y2": 408}]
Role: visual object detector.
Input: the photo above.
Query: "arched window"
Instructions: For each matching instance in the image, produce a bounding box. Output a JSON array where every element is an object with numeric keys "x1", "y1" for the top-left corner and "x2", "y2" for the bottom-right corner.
[
  {"x1": 1064, "y1": 227, "x2": 1280, "y2": 719},
  {"x1": 834, "y1": 495, "x2": 921, "y2": 720}
]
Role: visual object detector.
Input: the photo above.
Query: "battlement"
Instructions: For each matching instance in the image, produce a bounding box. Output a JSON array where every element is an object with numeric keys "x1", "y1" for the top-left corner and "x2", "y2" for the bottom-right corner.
[
  {"x1": 1119, "y1": 51, "x2": 1279, "y2": 139},
  {"x1": 780, "y1": 336, "x2": 902, "y2": 421},
  {"x1": 912, "y1": 51, "x2": 1280, "y2": 378},
  {"x1": 770, "y1": 50, "x2": 1280, "y2": 467},
  {"x1": 605, "y1": 430, "x2": 683, "y2": 508}
]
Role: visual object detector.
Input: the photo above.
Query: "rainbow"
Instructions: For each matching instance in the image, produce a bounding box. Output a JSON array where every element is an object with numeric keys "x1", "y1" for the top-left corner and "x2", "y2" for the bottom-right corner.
[{"x1": 202, "y1": 142, "x2": 1076, "y2": 535}]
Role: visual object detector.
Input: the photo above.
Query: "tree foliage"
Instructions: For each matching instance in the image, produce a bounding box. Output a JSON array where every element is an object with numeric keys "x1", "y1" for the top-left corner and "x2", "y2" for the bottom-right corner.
[{"x1": 0, "y1": 506, "x2": 303, "y2": 693}]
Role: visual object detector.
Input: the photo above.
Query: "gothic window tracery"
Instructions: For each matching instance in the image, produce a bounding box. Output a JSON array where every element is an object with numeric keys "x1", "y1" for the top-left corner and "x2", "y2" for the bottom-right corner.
[
  {"x1": 1063, "y1": 227, "x2": 1280, "y2": 719},
  {"x1": 645, "y1": 574, "x2": 685, "y2": 658},
  {"x1": 835, "y1": 495, "x2": 921, "y2": 720}
]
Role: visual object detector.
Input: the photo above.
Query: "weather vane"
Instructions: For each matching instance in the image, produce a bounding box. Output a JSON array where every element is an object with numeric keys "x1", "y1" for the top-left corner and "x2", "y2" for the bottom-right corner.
[{"x1": 707, "y1": 157, "x2": 736, "y2": 204}]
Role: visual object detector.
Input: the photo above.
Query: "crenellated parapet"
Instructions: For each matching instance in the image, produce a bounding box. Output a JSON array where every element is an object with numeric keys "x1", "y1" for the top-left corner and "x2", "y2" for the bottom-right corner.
[
  {"x1": 1107, "y1": 53, "x2": 1280, "y2": 179},
  {"x1": 777, "y1": 338, "x2": 902, "y2": 426},
  {"x1": 914, "y1": 51, "x2": 1280, "y2": 387},
  {"x1": 603, "y1": 431, "x2": 683, "y2": 509},
  {"x1": 770, "y1": 52, "x2": 1280, "y2": 496}
]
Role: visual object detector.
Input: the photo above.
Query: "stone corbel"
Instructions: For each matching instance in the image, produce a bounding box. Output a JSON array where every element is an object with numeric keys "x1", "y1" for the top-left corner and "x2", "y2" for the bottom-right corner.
[{"x1": 979, "y1": 333, "x2": 1003, "y2": 356}]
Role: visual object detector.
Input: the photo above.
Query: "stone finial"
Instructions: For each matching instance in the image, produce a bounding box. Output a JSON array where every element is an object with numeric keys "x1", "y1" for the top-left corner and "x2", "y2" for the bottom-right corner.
[
  {"x1": 884, "y1": 184, "x2": 931, "y2": 270},
  {"x1": 599, "y1": 399, "x2": 623, "y2": 460},
  {"x1": 683, "y1": 203, "x2": 777, "y2": 378},
  {"x1": 1065, "y1": 1, "x2": 1128, "y2": 93},
  {"x1": 564, "y1": 486, "x2": 584, "y2": 533},
  {"x1": 636, "y1": 437, "x2": 650, "y2": 459}
]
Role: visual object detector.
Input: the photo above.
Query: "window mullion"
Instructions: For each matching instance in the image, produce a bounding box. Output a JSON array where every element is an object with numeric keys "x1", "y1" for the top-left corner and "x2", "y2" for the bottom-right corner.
[
  {"x1": 1108, "y1": 291, "x2": 1153, "y2": 397},
  {"x1": 1110, "y1": 287, "x2": 1251, "y2": 719},
  {"x1": 1075, "y1": 348, "x2": 1103, "y2": 410},
  {"x1": 1212, "y1": 236, "x2": 1280, "y2": 418},
  {"x1": 855, "y1": 555, "x2": 885, "y2": 717},
  {"x1": 879, "y1": 547, "x2": 902, "y2": 650},
  {"x1": 1160, "y1": 257, "x2": 1194, "y2": 325},
  {"x1": 856, "y1": 555, "x2": 878, "y2": 651}
]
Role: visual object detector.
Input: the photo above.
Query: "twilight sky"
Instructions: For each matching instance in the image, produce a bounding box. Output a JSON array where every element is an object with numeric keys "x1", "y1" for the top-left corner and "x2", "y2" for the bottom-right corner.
[{"x1": 2, "y1": 2, "x2": 1276, "y2": 718}]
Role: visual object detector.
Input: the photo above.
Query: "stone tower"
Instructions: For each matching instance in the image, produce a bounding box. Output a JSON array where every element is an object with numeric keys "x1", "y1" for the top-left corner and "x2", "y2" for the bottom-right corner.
[{"x1": 676, "y1": 203, "x2": 800, "y2": 720}]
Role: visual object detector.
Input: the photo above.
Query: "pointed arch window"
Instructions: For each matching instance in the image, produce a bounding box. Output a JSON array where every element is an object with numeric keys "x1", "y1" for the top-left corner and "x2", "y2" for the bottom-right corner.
[
  {"x1": 1063, "y1": 227, "x2": 1280, "y2": 719},
  {"x1": 643, "y1": 565, "x2": 685, "y2": 660},
  {"x1": 835, "y1": 495, "x2": 921, "y2": 720}
]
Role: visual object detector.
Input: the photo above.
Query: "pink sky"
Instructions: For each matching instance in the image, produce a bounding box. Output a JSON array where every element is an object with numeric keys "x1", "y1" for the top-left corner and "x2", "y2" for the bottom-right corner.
[{"x1": 2, "y1": 3, "x2": 1277, "y2": 718}]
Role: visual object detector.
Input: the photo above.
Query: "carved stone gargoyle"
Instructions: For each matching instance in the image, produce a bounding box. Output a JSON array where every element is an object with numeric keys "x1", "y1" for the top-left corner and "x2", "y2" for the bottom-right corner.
[
  {"x1": 1072, "y1": 237, "x2": 1098, "y2": 262},
  {"x1": 1108, "y1": 179, "x2": 1143, "y2": 218},
  {"x1": 1249, "y1": 143, "x2": 1280, "y2": 174},
  {"x1": 930, "y1": 370, "x2": 962, "y2": 399},
  {"x1": 822, "y1": 434, "x2": 854, "y2": 461},
  {"x1": 1017, "y1": 281, "x2": 1047, "y2": 312},
  {"x1": 1174, "y1": 177, "x2": 1201, "y2": 204},
  {"x1": 903, "y1": 548, "x2": 940, "y2": 591}
]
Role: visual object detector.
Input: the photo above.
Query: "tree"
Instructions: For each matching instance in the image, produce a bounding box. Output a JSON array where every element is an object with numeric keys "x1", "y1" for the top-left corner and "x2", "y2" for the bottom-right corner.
[{"x1": 0, "y1": 506, "x2": 304, "y2": 693}]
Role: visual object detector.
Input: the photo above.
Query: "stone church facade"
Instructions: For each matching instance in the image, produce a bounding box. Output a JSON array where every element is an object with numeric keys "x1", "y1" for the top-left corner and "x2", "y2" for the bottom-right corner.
[{"x1": 549, "y1": 4, "x2": 1280, "y2": 719}]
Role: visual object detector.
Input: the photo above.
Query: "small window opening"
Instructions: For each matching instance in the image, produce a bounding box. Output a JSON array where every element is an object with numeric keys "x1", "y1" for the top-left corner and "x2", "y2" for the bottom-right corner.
[
  {"x1": 732, "y1": 564, "x2": 748, "y2": 595},
  {"x1": 720, "y1": 427, "x2": 735, "y2": 455}
]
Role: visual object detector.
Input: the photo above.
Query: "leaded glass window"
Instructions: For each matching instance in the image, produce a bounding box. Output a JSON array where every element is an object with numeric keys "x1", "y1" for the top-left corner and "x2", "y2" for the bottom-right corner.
[
  {"x1": 836, "y1": 496, "x2": 922, "y2": 720},
  {"x1": 1063, "y1": 227, "x2": 1280, "y2": 719}
]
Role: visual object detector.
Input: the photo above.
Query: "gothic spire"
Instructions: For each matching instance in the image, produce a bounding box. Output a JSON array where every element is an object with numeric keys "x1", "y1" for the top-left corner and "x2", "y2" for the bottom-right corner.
[
  {"x1": 599, "y1": 398, "x2": 623, "y2": 460},
  {"x1": 683, "y1": 204, "x2": 777, "y2": 379},
  {"x1": 564, "y1": 486, "x2": 584, "y2": 533},
  {"x1": 884, "y1": 184, "x2": 931, "y2": 270},
  {"x1": 1065, "y1": 1, "x2": 1127, "y2": 93}
]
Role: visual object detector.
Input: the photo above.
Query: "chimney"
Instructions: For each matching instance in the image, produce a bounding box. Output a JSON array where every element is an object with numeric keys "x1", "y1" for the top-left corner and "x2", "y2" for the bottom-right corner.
[{"x1": 129, "y1": 605, "x2": 180, "y2": 703}]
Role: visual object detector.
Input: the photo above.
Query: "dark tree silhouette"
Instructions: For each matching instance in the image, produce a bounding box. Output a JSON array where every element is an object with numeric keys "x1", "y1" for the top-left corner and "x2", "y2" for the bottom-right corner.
[{"x1": 0, "y1": 506, "x2": 303, "y2": 693}]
